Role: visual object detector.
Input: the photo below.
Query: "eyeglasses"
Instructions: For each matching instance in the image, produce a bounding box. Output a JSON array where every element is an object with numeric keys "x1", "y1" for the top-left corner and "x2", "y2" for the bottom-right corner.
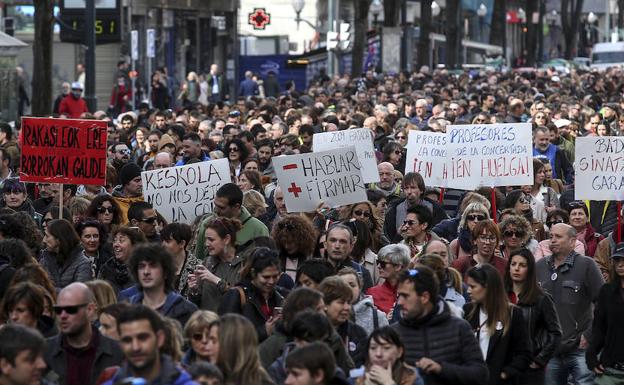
[
  {"x1": 278, "y1": 222, "x2": 295, "y2": 231},
  {"x1": 466, "y1": 214, "x2": 486, "y2": 222},
  {"x1": 402, "y1": 219, "x2": 417, "y2": 226},
  {"x1": 546, "y1": 219, "x2": 564, "y2": 227},
  {"x1": 140, "y1": 217, "x2": 158, "y2": 224},
  {"x1": 394, "y1": 150, "x2": 402, "y2": 155},
  {"x1": 518, "y1": 196, "x2": 531, "y2": 204},
  {"x1": 503, "y1": 230, "x2": 526, "y2": 238},
  {"x1": 377, "y1": 260, "x2": 396, "y2": 269},
  {"x1": 396, "y1": 135, "x2": 406, "y2": 140},
  {"x1": 229, "y1": 147, "x2": 239, "y2": 152},
  {"x1": 97, "y1": 206, "x2": 114, "y2": 214},
  {"x1": 116, "y1": 149, "x2": 130, "y2": 155},
  {"x1": 478, "y1": 235, "x2": 497, "y2": 243},
  {"x1": 191, "y1": 331, "x2": 209, "y2": 342},
  {"x1": 53, "y1": 303, "x2": 88, "y2": 315},
  {"x1": 353, "y1": 210, "x2": 371, "y2": 218}
]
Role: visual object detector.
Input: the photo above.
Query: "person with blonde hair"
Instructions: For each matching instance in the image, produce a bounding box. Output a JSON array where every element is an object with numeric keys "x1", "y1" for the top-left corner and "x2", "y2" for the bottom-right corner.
[
  {"x1": 182, "y1": 310, "x2": 219, "y2": 367},
  {"x1": 85, "y1": 279, "x2": 117, "y2": 319},
  {"x1": 243, "y1": 190, "x2": 268, "y2": 218}
]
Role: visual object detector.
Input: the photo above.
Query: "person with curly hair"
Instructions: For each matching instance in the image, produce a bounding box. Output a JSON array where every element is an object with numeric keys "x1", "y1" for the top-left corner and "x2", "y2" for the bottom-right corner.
[
  {"x1": 85, "y1": 193, "x2": 122, "y2": 233},
  {"x1": 224, "y1": 138, "x2": 250, "y2": 176},
  {"x1": 272, "y1": 215, "x2": 317, "y2": 282},
  {"x1": 498, "y1": 214, "x2": 537, "y2": 260}
]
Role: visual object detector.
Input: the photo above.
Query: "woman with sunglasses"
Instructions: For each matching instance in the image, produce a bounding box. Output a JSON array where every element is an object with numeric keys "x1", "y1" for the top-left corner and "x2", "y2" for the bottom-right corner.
[
  {"x1": 504, "y1": 189, "x2": 547, "y2": 242},
  {"x1": 568, "y1": 201, "x2": 604, "y2": 258},
  {"x1": 341, "y1": 201, "x2": 386, "y2": 252},
  {"x1": 382, "y1": 141, "x2": 405, "y2": 174},
  {"x1": 224, "y1": 138, "x2": 250, "y2": 177},
  {"x1": 40, "y1": 219, "x2": 93, "y2": 289},
  {"x1": 464, "y1": 264, "x2": 531, "y2": 385},
  {"x1": 472, "y1": 113, "x2": 489, "y2": 125},
  {"x1": 534, "y1": 209, "x2": 585, "y2": 260},
  {"x1": 586, "y1": 243, "x2": 624, "y2": 383},
  {"x1": 189, "y1": 217, "x2": 243, "y2": 312},
  {"x1": 272, "y1": 216, "x2": 317, "y2": 282},
  {"x1": 182, "y1": 310, "x2": 219, "y2": 367},
  {"x1": 85, "y1": 194, "x2": 122, "y2": 233},
  {"x1": 367, "y1": 244, "x2": 411, "y2": 315},
  {"x1": 394, "y1": 128, "x2": 409, "y2": 148},
  {"x1": 504, "y1": 248, "x2": 562, "y2": 385},
  {"x1": 498, "y1": 215, "x2": 536, "y2": 260},
  {"x1": 453, "y1": 219, "x2": 508, "y2": 279},
  {"x1": 218, "y1": 247, "x2": 284, "y2": 342},
  {"x1": 449, "y1": 202, "x2": 491, "y2": 262}
]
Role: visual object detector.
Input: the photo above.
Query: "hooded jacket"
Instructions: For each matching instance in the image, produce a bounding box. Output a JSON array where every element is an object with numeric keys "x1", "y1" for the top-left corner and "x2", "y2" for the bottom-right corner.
[
  {"x1": 352, "y1": 295, "x2": 389, "y2": 335},
  {"x1": 111, "y1": 185, "x2": 144, "y2": 224},
  {"x1": 101, "y1": 355, "x2": 196, "y2": 385},
  {"x1": 392, "y1": 299, "x2": 488, "y2": 385},
  {"x1": 127, "y1": 290, "x2": 198, "y2": 327}
]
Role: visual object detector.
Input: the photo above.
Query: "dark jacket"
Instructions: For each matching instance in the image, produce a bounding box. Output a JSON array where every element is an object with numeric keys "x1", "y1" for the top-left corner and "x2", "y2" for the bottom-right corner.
[
  {"x1": 384, "y1": 198, "x2": 448, "y2": 243},
  {"x1": 586, "y1": 282, "x2": 624, "y2": 370},
  {"x1": 39, "y1": 246, "x2": 93, "y2": 289},
  {"x1": 393, "y1": 299, "x2": 488, "y2": 385},
  {"x1": 127, "y1": 290, "x2": 198, "y2": 327},
  {"x1": 45, "y1": 329, "x2": 124, "y2": 385},
  {"x1": 513, "y1": 292, "x2": 562, "y2": 367},
  {"x1": 463, "y1": 303, "x2": 532, "y2": 385},
  {"x1": 336, "y1": 320, "x2": 368, "y2": 368},
  {"x1": 101, "y1": 355, "x2": 196, "y2": 385},
  {"x1": 97, "y1": 257, "x2": 133, "y2": 294},
  {"x1": 432, "y1": 217, "x2": 461, "y2": 242},
  {"x1": 0, "y1": 255, "x2": 15, "y2": 299},
  {"x1": 218, "y1": 280, "x2": 284, "y2": 342}
]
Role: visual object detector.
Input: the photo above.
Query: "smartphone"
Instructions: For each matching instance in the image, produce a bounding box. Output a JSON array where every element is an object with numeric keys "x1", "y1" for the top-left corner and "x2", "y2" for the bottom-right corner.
[{"x1": 274, "y1": 307, "x2": 283, "y2": 316}]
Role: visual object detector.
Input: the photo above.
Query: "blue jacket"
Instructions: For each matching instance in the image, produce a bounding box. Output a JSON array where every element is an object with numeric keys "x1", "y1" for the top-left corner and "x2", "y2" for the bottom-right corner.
[
  {"x1": 175, "y1": 152, "x2": 211, "y2": 166},
  {"x1": 239, "y1": 79, "x2": 259, "y2": 97},
  {"x1": 101, "y1": 355, "x2": 197, "y2": 385},
  {"x1": 127, "y1": 291, "x2": 198, "y2": 327}
]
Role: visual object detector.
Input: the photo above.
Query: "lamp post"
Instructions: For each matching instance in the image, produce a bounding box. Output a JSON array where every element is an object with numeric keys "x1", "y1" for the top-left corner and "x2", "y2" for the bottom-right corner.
[
  {"x1": 477, "y1": 3, "x2": 487, "y2": 43},
  {"x1": 291, "y1": 0, "x2": 337, "y2": 76},
  {"x1": 370, "y1": 0, "x2": 383, "y2": 30}
]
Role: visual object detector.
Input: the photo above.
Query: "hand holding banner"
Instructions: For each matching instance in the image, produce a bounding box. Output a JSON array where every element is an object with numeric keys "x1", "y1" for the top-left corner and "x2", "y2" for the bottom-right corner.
[
  {"x1": 575, "y1": 136, "x2": 624, "y2": 200},
  {"x1": 404, "y1": 131, "x2": 448, "y2": 187},
  {"x1": 272, "y1": 147, "x2": 367, "y2": 212}
]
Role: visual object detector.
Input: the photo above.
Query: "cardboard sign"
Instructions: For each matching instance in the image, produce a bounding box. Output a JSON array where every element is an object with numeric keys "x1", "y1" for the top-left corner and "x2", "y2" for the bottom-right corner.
[
  {"x1": 312, "y1": 128, "x2": 380, "y2": 183},
  {"x1": 272, "y1": 148, "x2": 367, "y2": 212},
  {"x1": 19, "y1": 117, "x2": 108, "y2": 185},
  {"x1": 141, "y1": 158, "x2": 231, "y2": 224},
  {"x1": 445, "y1": 123, "x2": 534, "y2": 189},
  {"x1": 404, "y1": 131, "x2": 448, "y2": 187},
  {"x1": 575, "y1": 137, "x2": 624, "y2": 200}
]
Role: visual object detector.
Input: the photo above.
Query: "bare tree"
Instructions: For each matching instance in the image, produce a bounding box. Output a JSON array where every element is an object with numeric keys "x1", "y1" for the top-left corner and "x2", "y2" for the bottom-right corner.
[
  {"x1": 417, "y1": 0, "x2": 433, "y2": 69},
  {"x1": 352, "y1": 0, "x2": 372, "y2": 77},
  {"x1": 32, "y1": 0, "x2": 53, "y2": 116},
  {"x1": 383, "y1": 0, "x2": 400, "y2": 26},
  {"x1": 561, "y1": 0, "x2": 584, "y2": 58}
]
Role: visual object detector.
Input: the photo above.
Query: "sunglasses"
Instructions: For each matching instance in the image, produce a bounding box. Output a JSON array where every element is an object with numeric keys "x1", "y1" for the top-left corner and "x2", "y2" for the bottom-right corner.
[
  {"x1": 229, "y1": 147, "x2": 239, "y2": 152},
  {"x1": 396, "y1": 135, "x2": 406, "y2": 139},
  {"x1": 466, "y1": 214, "x2": 486, "y2": 222},
  {"x1": 353, "y1": 210, "x2": 371, "y2": 218},
  {"x1": 97, "y1": 206, "x2": 114, "y2": 214},
  {"x1": 53, "y1": 303, "x2": 88, "y2": 315},
  {"x1": 546, "y1": 219, "x2": 564, "y2": 227},
  {"x1": 503, "y1": 230, "x2": 526, "y2": 238},
  {"x1": 402, "y1": 219, "x2": 417, "y2": 226},
  {"x1": 377, "y1": 260, "x2": 396, "y2": 269},
  {"x1": 191, "y1": 331, "x2": 209, "y2": 342},
  {"x1": 278, "y1": 222, "x2": 295, "y2": 231},
  {"x1": 141, "y1": 217, "x2": 158, "y2": 224},
  {"x1": 568, "y1": 201, "x2": 585, "y2": 209},
  {"x1": 116, "y1": 149, "x2": 131, "y2": 155},
  {"x1": 518, "y1": 196, "x2": 531, "y2": 204}
]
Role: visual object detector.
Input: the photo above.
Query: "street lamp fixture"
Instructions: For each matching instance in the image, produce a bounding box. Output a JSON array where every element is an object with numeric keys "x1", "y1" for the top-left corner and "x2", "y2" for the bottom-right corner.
[
  {"x1": 291, "y1": 0, "x2": 310, "y2": 30},
  {"x1": 587, "y1": 12, "x2": 598, "y2": 24},
  {"x1": 477, "y1": 3, "x2": 487, "y2": 17},
  {"x1": 432, "y1": 1, "x2": 441, "y2": 17},
  {"x1": 371, "y1": 0, "x2": 383, "y2": 26},
  {"x1": 517, "y1": 8, "x2": 526, "y2": 22}
]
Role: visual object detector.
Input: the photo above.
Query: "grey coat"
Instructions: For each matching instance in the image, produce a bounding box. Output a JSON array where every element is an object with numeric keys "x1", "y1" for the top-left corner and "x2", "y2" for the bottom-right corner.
[
  {"x1": 39, "y1": 246, "x2": 93, "y2": 289},
  {"x1": 353, "y1": 295, "x2": 389, "y2": 335}
]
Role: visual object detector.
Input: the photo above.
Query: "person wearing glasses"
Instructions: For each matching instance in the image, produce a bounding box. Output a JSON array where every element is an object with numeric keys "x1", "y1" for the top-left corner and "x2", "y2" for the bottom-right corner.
[
  {"x1": 367, "y1": 244, "x2": 411, "y2": 315},
  {"x1": 224, "y1": 138, "x2": 250, "y2": 177},
  {"x1": 127, "y1": 201, "x2": 160, "y2": 243},
  {"x1": 535, "y1": 209, "x2": 585, "y2": 261},
  {"x1": 399, "y1": 204, "x2": 440, "y2": 258},
  {"x1": 504, "y1": 189, "x2": 547, "y2": 242},
  {"x1": 448, "y1": 202, "x2": 491, "y2": 262},
  {"x1": 464, "y1": 264, "x2": 531, "y2": 385},
  {"x1": 182, "y1": 310, "x2": 219, "y2": 367},
  {"x1": 498, "y1": 215, "x2": 536, "y2": 260},
  {"x1": 341, "y1": 201, "x2": 386, "y2": 253},
  {"x1": 44, "y1": 282, "x2": 124, "y2": 385},
  {"x1": 272, "y1": 216, "x2": 317, "y2": 282},
  {"x1": 382, "y1": 141, "x2": 405, "y2": 174},
  {"x1": 85, "y1": 194, "x2": 122, "y2": 233},
  {"x1": 452, "y1": 219, "x2": 508, "y2": 279},
  {"x1": 394, "y1": 127, "x2": 408, "y2": 148}
]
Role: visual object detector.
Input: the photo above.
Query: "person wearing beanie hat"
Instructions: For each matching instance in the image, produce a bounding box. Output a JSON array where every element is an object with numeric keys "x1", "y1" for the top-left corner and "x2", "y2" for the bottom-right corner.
[
  {"x1": 111, "y1": 162, "x2": 144, "y2": 224},
  {"x1": 157, "y1": 133, "x2": 177, "y2": 155}
]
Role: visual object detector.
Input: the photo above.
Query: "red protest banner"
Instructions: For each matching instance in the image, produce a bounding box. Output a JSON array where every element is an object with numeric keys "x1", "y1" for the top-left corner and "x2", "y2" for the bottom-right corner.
[{"x1": 19, "y1": 117, "x2": 108, "y2": 185}]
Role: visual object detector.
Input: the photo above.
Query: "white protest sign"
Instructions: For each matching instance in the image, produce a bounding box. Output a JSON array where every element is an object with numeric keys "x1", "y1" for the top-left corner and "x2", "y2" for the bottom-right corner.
[
  {"x1": 141, "y1": 158, "x2": 231, "y2": 224},
  {"x1": 272, "y1": 147, "x2": 367, "y2": 212},
  {"x1": 445, "y1": 123, "x2": 533, "y2": 189},
  {"x1": 404, "y1": 131, "x2": 448, "y2": 187},
  {"x1": 575, "y1": 136, "x2": 624, "y2": 200},
  {"x1": 312, "y1": 128, "x2": 380, "y2": 183}
]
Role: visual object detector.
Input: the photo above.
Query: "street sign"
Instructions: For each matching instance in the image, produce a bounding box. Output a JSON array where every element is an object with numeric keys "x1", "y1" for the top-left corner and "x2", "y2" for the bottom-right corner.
[
  {"x1": 340, "y1": 23, "x2": 351, "y2": 50},
  {"x1": 327, "y1": 31, "x2": 339, "y2": 50},
  {"x1": 131, "y1": 30, "x2": 139, "y2": 61},
  {"x1": 146, "y1": 29, "x2": 155, "y2": 58},
  {"x1": 248, "y1": 8, "x2": 271, "y2": 30}
]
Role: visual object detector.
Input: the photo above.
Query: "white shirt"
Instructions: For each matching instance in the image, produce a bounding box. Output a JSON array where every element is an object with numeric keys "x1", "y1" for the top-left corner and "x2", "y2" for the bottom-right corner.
[{"x1": 477, "y1": 309, "x2": 490, "y2": 360}]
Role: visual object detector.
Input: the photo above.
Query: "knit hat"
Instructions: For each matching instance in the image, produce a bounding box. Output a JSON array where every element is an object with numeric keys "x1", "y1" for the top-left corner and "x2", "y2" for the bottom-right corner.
[
  {"x1": 158, "y1": 133, "x2": 176, "y2": 151},
  {"x1": 612, "y1": 243, "x2": 624, "y2": 259},
  {"x1": 119, "y1": 162, "x2": 142, "y2": 186}
]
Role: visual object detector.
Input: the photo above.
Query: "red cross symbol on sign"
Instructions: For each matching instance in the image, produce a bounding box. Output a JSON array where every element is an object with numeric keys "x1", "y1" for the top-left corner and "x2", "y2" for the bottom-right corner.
[
  {"x1": 248, "y1": 8, "x2": 271, "y2": 30},
  {"x1": 287, "y1": 182, "x2": 302, "y2": 198}
]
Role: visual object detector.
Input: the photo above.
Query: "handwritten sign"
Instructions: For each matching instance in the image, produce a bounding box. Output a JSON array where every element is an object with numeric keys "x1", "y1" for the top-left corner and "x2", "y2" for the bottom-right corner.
[
  {"x1": 445, "y1": 123, "x2": 533, "y2": 189},
  {"x1": 272, "y1": 148, "x2": 367, "y2": 212},
  {"x1": 141, "y1": 158, "x2": 231, "y2": 224},
  {"x1": 404, "y1": 131, "x2": 448, "y2": 187},
  {"x1": 575, "y1": 137, "x2": 624, "y2": 200},
  {"x1": 19, "y1": 117, "x2": 108, "y2": 185},
  {"x1": 312, "y1": 128, "x2": 380, "y2": 183}
]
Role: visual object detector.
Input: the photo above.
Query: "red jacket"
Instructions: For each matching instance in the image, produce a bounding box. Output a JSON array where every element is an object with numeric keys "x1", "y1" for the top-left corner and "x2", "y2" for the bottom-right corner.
[
  {"x1": 452, "y1": 254, "x2": 508, "y2": 279},
  {"x1": 366, "y1": 280, "x2": 397, "y2": 314},
  {"x1": 59, "y1": 95, "x2": 89, "y2": 118}
]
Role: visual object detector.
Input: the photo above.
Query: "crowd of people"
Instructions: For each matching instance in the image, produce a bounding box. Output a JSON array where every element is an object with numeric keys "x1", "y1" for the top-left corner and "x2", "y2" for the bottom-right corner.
[{"x1": 1, "y1": 64, "x2": 624, "y2": 385}]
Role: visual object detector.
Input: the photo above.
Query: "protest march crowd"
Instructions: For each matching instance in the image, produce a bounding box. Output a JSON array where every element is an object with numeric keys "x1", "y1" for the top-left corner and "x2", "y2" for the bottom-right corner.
[{"x1": 1, "y1": 65, "x2": 624, "y2": 385}]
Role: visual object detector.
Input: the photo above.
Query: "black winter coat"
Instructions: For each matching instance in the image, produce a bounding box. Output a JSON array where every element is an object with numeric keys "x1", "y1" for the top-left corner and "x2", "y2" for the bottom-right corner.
[
  {"x1": 393, "y1": 299, "x2": 489, "y2": 385},
  {"x1": 218, "y1": 280, "x2": 284, "y2": 342},
  {"x1": 515, "y1": 292, "x2": 562, "y2": 367},
  {"x1": 463, "y1": 303, "x2": 532, "y2": 385},
  {"x1": 586, "y1": 282, "x2": 624, "y2": 370}
]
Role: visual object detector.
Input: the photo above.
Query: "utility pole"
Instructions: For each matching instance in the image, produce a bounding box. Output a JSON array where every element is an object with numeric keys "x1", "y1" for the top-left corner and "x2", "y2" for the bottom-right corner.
[
  {"x1": 327, "y1": 0, "x2": 337, "y2": 77},
  {"x1": 84, "y1": 0, "x2": 97, "y2": 112}
]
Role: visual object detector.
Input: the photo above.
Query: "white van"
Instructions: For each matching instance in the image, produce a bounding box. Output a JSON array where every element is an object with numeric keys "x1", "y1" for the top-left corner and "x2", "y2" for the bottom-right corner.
[{"x1": 591, "y1": 42, "x2": 624, "y2": 70}]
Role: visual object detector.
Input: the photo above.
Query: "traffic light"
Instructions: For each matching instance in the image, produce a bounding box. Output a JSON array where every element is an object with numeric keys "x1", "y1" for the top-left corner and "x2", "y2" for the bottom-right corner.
[{"x1": 3, "y1": 17, "x2": 14, "y2": 36}]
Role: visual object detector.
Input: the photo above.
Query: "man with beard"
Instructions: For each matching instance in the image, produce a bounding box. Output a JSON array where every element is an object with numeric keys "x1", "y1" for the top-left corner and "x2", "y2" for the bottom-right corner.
[
  {"x1": 53, "y1": 82, "x2": 71, "y2": 114},
  {"x1": 101, "y1": 305, "x2": 196, "y2": 385},
  {"x1": 110, "y1": 143, "x2": 131, "y2": 174},
  {"x1": 368, "y1": 162, "x2": 402, "y2": 203},
  {"x1": 532, "y1": 126, "x2": 573, "y2": 185},
  {"x1": 256, "y1": 138, "x2": 275, "y2": 177},
  {"x1": 44, "y1": 283, "x2": 123, "y2": 385}
]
